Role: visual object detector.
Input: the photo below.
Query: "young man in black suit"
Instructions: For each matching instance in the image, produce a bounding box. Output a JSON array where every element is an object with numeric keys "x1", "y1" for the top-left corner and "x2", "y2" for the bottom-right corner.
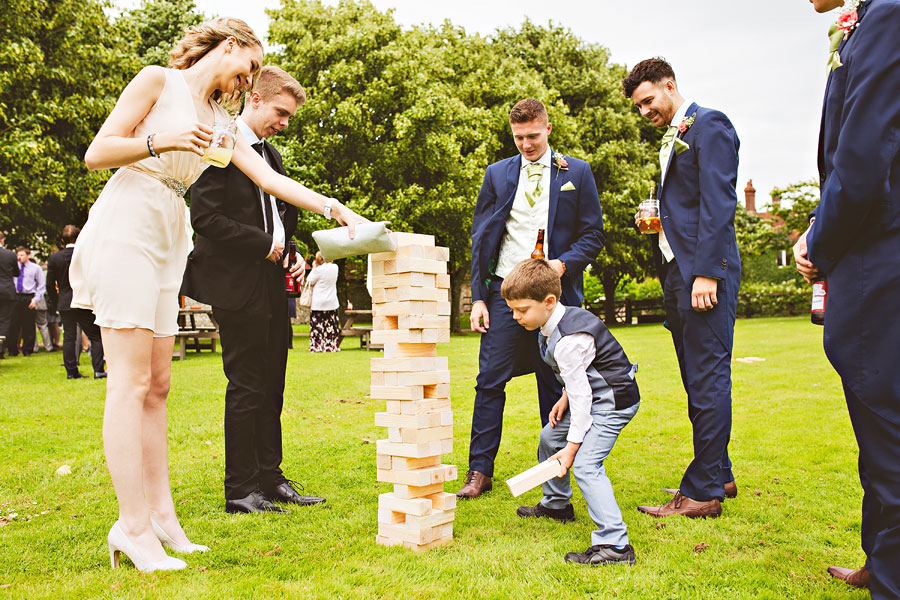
[
  {"x1": 46, "y1": 225, "x2": 105, "y2": 379},
  {"x1": 0, "y1": 231, "x2": 17, "y2": 358},
  {"x1": 181, "y1": 66, "x2": 326, "y2": 514}
]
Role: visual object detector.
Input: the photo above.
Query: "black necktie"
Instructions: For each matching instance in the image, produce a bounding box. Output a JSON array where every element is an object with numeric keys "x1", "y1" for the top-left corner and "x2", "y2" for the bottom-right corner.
[{"x1": 252, "y1": 142, "x2": 274, "y2": 234}]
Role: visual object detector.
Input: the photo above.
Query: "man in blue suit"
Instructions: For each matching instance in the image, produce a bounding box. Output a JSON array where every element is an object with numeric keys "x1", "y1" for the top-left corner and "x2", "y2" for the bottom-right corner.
[
  {"x1": 623, "y1": 59, "x2": 741, "y2": 519},
  {"x1": 793, "y1": 1, "x2": 900, "y2": 595},
  {"x1": 457, "y1": 98, "x2": 606, "y2": 499}
]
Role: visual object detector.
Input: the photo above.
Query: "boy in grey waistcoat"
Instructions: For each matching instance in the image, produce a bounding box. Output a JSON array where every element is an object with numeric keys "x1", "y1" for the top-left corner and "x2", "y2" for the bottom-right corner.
[{"x1": 502, "y1": 258, "x2": 640, "y2": 566}]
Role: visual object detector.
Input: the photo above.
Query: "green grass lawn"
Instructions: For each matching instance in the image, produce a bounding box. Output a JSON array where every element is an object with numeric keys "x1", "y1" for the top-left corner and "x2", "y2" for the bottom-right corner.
[{"x1": 0, "y1": 316, "x2": 867, "y2": 599}]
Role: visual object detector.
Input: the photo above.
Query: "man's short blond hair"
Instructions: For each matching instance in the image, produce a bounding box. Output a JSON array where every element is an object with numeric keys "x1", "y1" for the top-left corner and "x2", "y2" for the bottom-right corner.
[
  {"x1": 501, "y1": 259, "x2": 561, "y2": 302},
  {"x1": 255, "y1": 66, "x2": 306, "y2": 105}
]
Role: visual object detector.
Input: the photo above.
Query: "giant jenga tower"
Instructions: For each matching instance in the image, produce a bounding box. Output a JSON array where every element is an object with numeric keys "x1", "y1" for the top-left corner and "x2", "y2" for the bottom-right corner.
[{"x1": 371, "y1": 232, "x2": 457, "y2": 552}]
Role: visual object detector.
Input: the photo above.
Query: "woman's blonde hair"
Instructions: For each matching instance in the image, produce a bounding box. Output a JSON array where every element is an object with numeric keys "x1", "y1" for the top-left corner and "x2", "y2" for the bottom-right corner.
[{"x1": 169, "y1": 17, "x2": 262, "y2": 109}]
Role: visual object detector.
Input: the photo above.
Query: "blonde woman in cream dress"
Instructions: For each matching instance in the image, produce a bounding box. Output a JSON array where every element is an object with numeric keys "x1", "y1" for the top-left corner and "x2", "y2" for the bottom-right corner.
[{"x1": 72, "y1": 18, "x2": 367, "y2": 573}]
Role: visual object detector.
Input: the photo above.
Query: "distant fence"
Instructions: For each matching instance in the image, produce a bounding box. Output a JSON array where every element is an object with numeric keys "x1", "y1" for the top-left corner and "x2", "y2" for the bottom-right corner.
[{"x1": 584, "y1": 297, "x2": 666, "y2": 325}]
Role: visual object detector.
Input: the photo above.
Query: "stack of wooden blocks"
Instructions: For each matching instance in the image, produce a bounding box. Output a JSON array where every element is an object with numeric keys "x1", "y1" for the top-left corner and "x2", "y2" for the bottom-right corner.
[{"x1": 372, "y1": 232, "x2": 457, "y2": 552}]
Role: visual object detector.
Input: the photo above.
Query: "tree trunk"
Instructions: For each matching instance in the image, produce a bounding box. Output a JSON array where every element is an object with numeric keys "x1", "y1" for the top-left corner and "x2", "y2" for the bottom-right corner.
[
  {"x1": 602, "y1": 270, "x2": 619, "y2": 326},
  {"x1": 450, "y1": 267, "x2": 466, "y2": 334}
]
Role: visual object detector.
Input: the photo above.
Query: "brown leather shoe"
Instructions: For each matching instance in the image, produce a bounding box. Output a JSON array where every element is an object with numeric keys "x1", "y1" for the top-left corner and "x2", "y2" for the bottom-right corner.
[
  {"x1": 638, "y1": 491, "x2": 722, "y2": 518},
  {"x1": 456, "y1": 470, "x2": 492, "y2": 499},
  {"x1": 662, "y1": 480, "x2": 737, "y2": 500},
  {"x1": 827, "y1": 566, "x2": 869, "y2": 589}
]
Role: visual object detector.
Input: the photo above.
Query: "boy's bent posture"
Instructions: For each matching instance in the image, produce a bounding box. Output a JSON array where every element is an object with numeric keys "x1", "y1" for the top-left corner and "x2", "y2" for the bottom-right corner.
[{"x1": 502, "y1": 259, "x2": 640, "y2": 565}]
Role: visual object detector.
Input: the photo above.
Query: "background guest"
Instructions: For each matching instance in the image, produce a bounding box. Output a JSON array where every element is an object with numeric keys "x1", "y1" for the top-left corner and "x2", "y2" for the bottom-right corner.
[
  {"x1": 0, "y1": 232, "x2": 16, "y2": 358},
  {"x1": 9, "y1": 247, "x2": 45, "y2": 357},
  {"x1": 307, "y1": 251, "x2": 340, "y2": 353}
]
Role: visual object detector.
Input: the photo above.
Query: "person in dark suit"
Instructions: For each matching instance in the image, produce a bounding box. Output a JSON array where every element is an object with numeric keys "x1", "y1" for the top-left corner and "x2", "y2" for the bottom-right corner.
[
  {"x1": 623, "y1": 58, "x2": 741, "y2": 519},
  {"x1": 0, "y1": 231, "x2": 17, "y2": 358},
  {"x1": 46, "y1": 225, "x2": 105, "y2": 379},
  {"x1": 793, "y1": 1, "x2": 900, "y2": 595},
  {"x1": 181, "y1": 66, "x2": 329, "y2": 514},
  {"x1": 457, "y1": 98, "x2": 606, "y2": 499}
]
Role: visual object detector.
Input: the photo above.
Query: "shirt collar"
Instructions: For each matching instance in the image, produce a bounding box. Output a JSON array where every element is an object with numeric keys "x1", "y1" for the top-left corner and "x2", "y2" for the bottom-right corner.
[
  {"x1": 521, "y1": 147, "x2": 552, "y2": 169},
  {"x1": 65, "y1": 244, "x2": 75, "y2": 248},
  {"x1": 541, "y1": 302, "x2": 566, "y2": 338},
  {"x1": 669, "y1": 99, "x2": 693, "y2": 128},
  {"x1": 236, "y1": 117, "x2": 261, "y2": 146}
]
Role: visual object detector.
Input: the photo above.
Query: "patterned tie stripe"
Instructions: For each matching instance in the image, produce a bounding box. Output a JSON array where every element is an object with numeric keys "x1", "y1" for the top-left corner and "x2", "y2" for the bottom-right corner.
[{"x1": 524, "y1": 162, "x2": 543, "y2": 207}]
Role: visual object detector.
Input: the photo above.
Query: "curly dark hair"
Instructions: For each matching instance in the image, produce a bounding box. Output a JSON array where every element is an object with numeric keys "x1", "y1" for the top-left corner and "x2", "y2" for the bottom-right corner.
[
  {"x1": 509, "y1": 98, "x2": 548, "y2": 124},
  {"x1": 622, "y1": 57, "x2": 676, "y2": 98}
]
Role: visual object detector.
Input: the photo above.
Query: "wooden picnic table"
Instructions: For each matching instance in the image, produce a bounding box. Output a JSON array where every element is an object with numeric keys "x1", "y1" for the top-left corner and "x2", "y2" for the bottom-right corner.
[
  {"x1": 173, "y1": 307, "x2": 219, "y2": 360},
  {"x1": 341, "y1": 309, "x2": 379, "y2": 350}
]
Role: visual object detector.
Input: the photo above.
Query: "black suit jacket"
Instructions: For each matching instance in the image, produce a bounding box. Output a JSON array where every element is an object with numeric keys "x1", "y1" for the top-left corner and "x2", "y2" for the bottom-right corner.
[
  {"x1": 0, "y1": 247, "x2": 16, "y2": 301},
  {"x1": 181, "y1": 139, "x2": 298, "y2": 313},
  {"x1": 46, "y1": 247, "x2": 75, "y2": 312}
]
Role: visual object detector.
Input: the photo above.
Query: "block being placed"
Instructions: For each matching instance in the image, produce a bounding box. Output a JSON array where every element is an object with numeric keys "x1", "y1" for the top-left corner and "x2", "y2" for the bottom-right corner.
[{"x1": 506, "y1": 460, "x2": 563, "y2": 497}]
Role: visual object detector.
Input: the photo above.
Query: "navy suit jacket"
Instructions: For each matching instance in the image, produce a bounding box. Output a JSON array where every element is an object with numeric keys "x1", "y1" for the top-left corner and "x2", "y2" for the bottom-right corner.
[
  {"x1": 46, "y1": 247, "x2": 75, "y2": 312},
  {"x1": 807, "y1": 0, "x2": 900, "y2": 426},
  {"x1": 470, "y1": 151, "x2": 605, "y2": 306},
  {"x1": 657, "y1": 103, "x2": 741, "y2": 349},
  {"x1": 0, "y1": 246, "x2": 16, "y2": 302}
]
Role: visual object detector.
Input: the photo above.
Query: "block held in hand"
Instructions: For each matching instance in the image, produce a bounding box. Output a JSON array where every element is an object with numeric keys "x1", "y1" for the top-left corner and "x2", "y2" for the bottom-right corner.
[{"x1": 505, "y1": 460, "x2": 562, "y2": 497}]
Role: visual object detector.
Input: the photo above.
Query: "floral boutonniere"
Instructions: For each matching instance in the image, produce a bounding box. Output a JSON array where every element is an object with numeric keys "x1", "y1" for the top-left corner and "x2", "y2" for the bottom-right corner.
[
  {"x1": 553, "y1": 154, "x2": 569, "y2": 179},
  {"x1": 828, "y1": 0, "x2": 865, "y2": 71},
  {"x1": 673, "y1": 113, "x2": 696, "y2": 155}
]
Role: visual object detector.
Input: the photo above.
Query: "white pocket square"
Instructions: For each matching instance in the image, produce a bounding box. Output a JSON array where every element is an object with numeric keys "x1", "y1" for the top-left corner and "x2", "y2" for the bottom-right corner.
[{"x1": 560, "y1": 181, "x2": 576, "y2": 191}]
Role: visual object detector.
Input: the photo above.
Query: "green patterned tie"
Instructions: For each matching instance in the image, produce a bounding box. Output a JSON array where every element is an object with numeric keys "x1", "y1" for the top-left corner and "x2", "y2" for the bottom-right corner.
[
  {"x1": 525, "y1": 162, "x2": 543, "y2": 207},
  {"x1": 659, "y1": 125, "x2": 678, "y2": 175}
]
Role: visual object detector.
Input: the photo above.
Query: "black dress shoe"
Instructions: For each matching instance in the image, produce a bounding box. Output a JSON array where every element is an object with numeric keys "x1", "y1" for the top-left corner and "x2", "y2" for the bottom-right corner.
[
  {"x1": 67, "y1": 372, "x2": 84, "y2": 379},
  {"x1": 264, "y1": 481, "x2": 326, "y2": 506},
  {"x1": 93, "y1": 371, "x2": 107, "y2": 379},
  {"x1": 516, "y1": 502, "x2": 575, "y2": 523},
  {"x1": 225, "y1": 491, "x2": 288, "y2": 514},
  {"x1": 565, "y1": 544, "x2": 636, "y2": 566}
]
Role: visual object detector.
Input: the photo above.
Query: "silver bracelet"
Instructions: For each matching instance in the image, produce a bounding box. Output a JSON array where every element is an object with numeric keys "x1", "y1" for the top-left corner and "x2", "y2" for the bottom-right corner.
[{"x1": 147, "y1": 133, "x2": 158, "y2": 158}]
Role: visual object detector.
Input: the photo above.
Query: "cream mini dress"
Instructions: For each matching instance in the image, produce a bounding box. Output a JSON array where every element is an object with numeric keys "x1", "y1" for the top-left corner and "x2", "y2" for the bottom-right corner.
[{"x1": 70, "y1": 67, "x2": 228, "y2": 336}]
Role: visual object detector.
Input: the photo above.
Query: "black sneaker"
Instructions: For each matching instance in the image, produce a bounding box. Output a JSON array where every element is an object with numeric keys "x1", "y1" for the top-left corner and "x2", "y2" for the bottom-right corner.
[
  {"x1": 516, "y1": 502, "x2": 575, "y2": 523},
  {"x1": 564, "y1": 544, "x2": 636, "y2": 566}
]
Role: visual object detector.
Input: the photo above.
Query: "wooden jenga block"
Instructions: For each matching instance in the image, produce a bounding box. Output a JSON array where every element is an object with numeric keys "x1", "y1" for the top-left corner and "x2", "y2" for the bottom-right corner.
[
  {"x1": 398, "y1": 315, "x2": 449, "y2": 330},
  {"x1": 390, "y1": 455, "x2": 442, "y2": 471},
  {"x1": 387, "y1": 428, "x2": 402, "y2": 443},
  {"x1": 370, "y1": 356, "x2": 448, "y2": 372},
  {"x1": 422, "y1": 329, "x2": 451, "y2": 344},
  {"x1": 404, "y1": 533, "x2": 453, "y2": 553},
  {"x1": 375, "y1": 534, "x2": 404, "y2": 547},
  {"x1": 383, "y1": 343, "x2": 437, "y2": 358},
  {"x1": 376, "y1": 453, "x2": 393, "y2": 469},
  {"x1": 377, "y1": 523, "x2": 442, "y2": 546},
  {"x1": 399, "y1": 425, "x2": 453, "y2": 444},
  {"x1": 436, "y1": 274, "x2": 450, "y2": 289},
  {"x1": 370, "y1": 385, "x2": 424, "y2": 400},
  {"x1": 370, "y1": 371, "x2": 385, "y2": 386},
  {"x1": 405, "y1": 508, "x2": 455, "y2": 532},
  {"x1": 424, "y1": 384, "x2": 451, "y2": 399},
  {"x1": 373, "y1": 300, "x2": 438, "y2": 317},
  {"x1": 390, "y1": 232, "x2": 435, "y2": 246},
  {"x1": 378, "y1": 509, "x2": 406, "y2": 524},
  {"x1": 436, "y1": 301, "x2": 452, "y2": 316},
  {"x1": 374, "y1": 411, "x2": 445, "y2": 429},
  {"x1": 399, "y1": 399, "x2": 451, "y2": 415},
  {"x1": 371, "y1": 260, "x2": 386, "y2": 277},
  {"x1": 396, "y1": 370, "x2": 451, "y2": 386},
  {"x1": 371, "y1": 288, "x2": 388, "y2": 304},
  {"x1": 377, "y1": 464, "x2": 456, "y2": 486},
  {"x1": 423, "y1": 246, "x2": 450, "y2": 262},
  {"x1": 393, "y1": 481, "x2": 446, "y2": 500},
  {"x1": 373, "y1": 244, "x2": 446, "y2": 262},
  {"x1": 505, "y1": 460, "x2": 563, "y2": 497},
  {"x1": 426, "y1": 492, "x2": 457, "y2": 511},
  {"x1": 383, "y1": 258, "x2": 447, "y2": 275},
  {"x1": 373, "y1": 315, "x2": 398, "y2": 330},
  {"x1": 378, "y1": 492, "x2": 432, "y2": 516},
  {"x1": 376, "y1": 439, "x2": 443, "y2": 459},
  {"x1": 370, "y1": 329, "x2": 423, "y2": 344},
  {"x1": 395, "y1": 286, "x2": 448, "y2": 303},
  {"x1": 372, "y1": 272, "x2": 435, "y2": 289},
  {"x1": 383, "y1": 372, "x2": 398, "y2": 386}
]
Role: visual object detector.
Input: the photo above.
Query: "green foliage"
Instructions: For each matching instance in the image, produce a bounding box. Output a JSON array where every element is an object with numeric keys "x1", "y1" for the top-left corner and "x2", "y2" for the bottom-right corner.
[
  {"x1": 771, "y1": 178, "x2": 820, "y2": 235},
  {"x1": 741, "y1": 252, "x2": 803, "y2": 285},
  {"x1": 118, "y1": 0, "x2": 205, "y2": 67},
  {"x1": 620, "y1": 276, "x2": 663, "y2": 300},
  {"x1": 737, "y1": 280, "x2": 810, "y2": 318},
  {"x1": 735, "y1": 205, "x2": 790, "y2": 257}
]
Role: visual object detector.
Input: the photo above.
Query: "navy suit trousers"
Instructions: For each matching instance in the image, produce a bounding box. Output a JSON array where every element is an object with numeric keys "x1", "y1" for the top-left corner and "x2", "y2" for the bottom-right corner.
[
  {"x1": 662, "y1": 260, "x2": 733, "y2": 501},
  {"x1": 468, "y1": 279, "x2": 562, "y2": 478},
  {"x1": 845, "y1": 384, "x2": 900, "y2": 599}
]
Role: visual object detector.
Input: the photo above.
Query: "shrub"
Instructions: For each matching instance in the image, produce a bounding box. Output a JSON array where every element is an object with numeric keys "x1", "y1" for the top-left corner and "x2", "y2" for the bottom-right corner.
[{"x1": 737, "y1": 280, "x2": 810, "y2": 318}]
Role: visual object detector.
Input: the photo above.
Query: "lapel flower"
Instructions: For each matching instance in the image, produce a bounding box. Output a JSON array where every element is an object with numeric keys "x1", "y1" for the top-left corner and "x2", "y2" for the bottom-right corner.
[
  {"x1": 828, "y1": 0, "x2": 865, "y2": 71},
  {"x1": 554, "y1": 154, "x2": 568, "y2": 179},
  {"x1": 678, "y1": 113, "x2": 696, "y2": 135}
]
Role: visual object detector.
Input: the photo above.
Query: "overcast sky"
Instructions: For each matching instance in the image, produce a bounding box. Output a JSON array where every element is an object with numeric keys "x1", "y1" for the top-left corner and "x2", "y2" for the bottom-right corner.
[{"x1": 121, "y1": 0, "x2": 838, "y2": 208}]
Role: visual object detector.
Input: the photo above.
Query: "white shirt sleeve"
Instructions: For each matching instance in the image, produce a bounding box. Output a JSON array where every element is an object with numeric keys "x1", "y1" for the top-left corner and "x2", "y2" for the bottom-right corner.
[{"x1": 553, "y1": 332, "x2": 596, "y2": 444}]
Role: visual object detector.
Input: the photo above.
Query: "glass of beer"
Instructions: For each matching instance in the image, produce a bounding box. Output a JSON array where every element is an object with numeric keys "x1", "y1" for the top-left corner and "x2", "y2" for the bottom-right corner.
[
  {"x1": 202, "y1": 122, "x2": 237, "y2": 168},
  {"x1": 638, "y1": 198, "x2": 661, "y2": 234}
]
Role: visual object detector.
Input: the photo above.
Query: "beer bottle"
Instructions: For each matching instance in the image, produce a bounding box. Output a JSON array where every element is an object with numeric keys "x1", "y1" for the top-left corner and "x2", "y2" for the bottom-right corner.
[
  {"x1": 810, "y1": 278, "x2": 826, "y2": 325},
  {"x1": 531, "y1": 228, "x2": 546, "y2": 260},
  {"x1": 284, "y1": 241, "x2": 300, "y2": 298}
]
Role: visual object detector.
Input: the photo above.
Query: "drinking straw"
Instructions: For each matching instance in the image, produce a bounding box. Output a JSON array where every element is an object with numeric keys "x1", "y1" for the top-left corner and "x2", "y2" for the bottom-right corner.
[{"x1": 211, "y1": 110, "x2": 238, "y2": 149}]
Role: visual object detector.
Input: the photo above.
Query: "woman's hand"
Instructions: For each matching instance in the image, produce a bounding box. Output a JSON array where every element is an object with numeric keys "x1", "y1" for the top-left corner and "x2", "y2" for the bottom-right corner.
[
  {"x1": 155, "y1": 123, "x2": 214, "y2": 157},
  {"x1": 333, "y1": 202, "x2": 369, "y2": 239}
]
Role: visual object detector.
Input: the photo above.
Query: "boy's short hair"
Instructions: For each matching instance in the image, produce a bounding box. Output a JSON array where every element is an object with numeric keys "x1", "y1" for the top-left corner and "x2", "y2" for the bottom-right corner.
[
  {"x1": 501, "y1": 259, "x2": 561, "y2": 302},
  {"x1": 255, "y1": 66, "x2": 306, "y2": 105},
  {"x1": 509, "y1": 98, "x2": 548, "y2": 124}
]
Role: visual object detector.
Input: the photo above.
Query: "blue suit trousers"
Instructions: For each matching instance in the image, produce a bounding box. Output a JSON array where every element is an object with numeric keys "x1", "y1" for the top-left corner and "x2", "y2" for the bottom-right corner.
[
  {"x1": 662, "y1": 260, "x2": 734, "y2": 501},
  {"x1": 468, "y1": 280, "x2": 562, "y2": 478}
]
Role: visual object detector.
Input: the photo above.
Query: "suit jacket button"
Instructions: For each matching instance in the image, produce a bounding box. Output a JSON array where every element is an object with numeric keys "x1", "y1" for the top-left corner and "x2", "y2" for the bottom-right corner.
[{"x1": 721, "y1": 259, "x2": 727, "y2": 269}]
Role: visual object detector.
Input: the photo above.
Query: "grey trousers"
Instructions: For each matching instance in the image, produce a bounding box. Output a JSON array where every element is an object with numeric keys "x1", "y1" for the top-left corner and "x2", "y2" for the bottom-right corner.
[{"x1": 539, "y1": 401, "x2": 639, "y2": 547}]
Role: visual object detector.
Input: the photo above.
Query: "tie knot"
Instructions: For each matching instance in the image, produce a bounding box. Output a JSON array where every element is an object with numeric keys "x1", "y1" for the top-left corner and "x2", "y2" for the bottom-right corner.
[{"x1": 525, "y1": 162, "x2": 543, "y2": 178}]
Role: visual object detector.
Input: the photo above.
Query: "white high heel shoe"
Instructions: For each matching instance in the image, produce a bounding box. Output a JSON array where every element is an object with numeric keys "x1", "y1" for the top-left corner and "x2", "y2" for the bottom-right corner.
[
  {"x1": 151, "y1": 517, "x2": 210, "y2": 554},
  {"x1": 107, "y1": 521, "x2": 187, "y2": 573}
]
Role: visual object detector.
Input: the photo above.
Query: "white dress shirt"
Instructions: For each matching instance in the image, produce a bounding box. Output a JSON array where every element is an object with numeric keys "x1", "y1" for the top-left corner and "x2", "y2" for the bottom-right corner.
[
  {"x1": 542, "y1": 303, "x2": 596, "y2": 444},
  {"x1": 495, "y1": 148, "x2": 552, "y2": 279},
  {"x1": 237, "y1": 118, "x2": 285, "y2": 257},
  {"x1": 658, "y1": 99, "x2": 693, "y2": 264}
]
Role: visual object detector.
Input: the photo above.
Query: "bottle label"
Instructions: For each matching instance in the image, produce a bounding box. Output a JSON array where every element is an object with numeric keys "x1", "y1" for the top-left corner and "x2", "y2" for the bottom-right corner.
[{"x1": 811, "y1": 281, "x2": 827, "y2": 312}]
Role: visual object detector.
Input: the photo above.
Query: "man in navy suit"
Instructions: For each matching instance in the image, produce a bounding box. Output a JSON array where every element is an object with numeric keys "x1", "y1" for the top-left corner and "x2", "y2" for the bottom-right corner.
[
  {"x1": 457, "y1": 98, "x2": 606, "y2": 499},
  {"x1": 0, "y1": 231, "x2": 17, "y2": 358},
  {"x1": 793, "y1": 1, "x2": 900, "y2": 595},
  {"x1": 623, "y1": 59, "x2": 741, "y2": 519}
]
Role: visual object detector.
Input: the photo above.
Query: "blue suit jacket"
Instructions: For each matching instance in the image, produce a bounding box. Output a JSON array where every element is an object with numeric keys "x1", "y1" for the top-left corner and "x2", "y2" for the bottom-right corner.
[
  {"x1": 807, "y1": 0, "x2": 900, "y2": 426},
  {"x1": 470, "y1": 152, "x2": 605, "y2": 306},
  {"x1": 657, "y1": 103, "x2": 741, "y2": 349}
]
